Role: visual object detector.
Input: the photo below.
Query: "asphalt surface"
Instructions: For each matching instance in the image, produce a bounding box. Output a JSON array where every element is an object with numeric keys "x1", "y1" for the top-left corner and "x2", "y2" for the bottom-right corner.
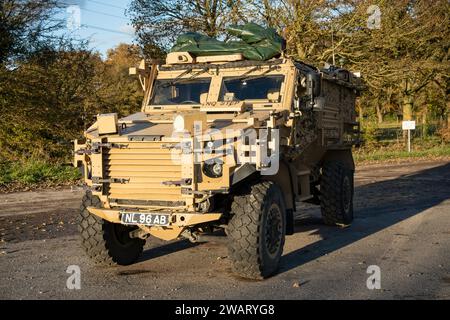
[{"x1": 0, "y1": 160, "x2": 449, "y2": 299}]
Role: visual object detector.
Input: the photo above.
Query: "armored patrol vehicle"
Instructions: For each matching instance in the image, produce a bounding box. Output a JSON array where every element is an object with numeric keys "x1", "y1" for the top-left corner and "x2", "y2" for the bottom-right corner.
[{"x1": 74, "y1": 29, "x2": 361, "y2": 279}]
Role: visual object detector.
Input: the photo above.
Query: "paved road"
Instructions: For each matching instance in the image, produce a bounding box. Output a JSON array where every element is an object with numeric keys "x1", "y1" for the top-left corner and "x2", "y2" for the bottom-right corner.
[{"x1": 0, "y1": 160, "x2": 449, "y2": 299}]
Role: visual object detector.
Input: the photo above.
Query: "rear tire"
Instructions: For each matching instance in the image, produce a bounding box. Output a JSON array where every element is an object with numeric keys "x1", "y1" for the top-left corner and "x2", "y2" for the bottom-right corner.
[
  {"x1": 227, "y1": 181, "x2": 286, "y2": 280},
  {"x1": 320, "y1": 161, "x2": 354, "y2": 226},
  {"x1": 78, "y1": 191, "x2": 145, "y2": 266}
]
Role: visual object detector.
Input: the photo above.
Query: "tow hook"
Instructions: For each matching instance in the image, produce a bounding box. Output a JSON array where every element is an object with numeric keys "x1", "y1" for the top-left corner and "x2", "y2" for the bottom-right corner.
[
  {"x1": 181, "y1": 229, "x2": 227, "y2": 244},
  {"x1": 181, "y1": 229, "x2": 199, "y2": 243},
  {"x1": 129, "y1": 229, "x2": 150, "y2": 240}
]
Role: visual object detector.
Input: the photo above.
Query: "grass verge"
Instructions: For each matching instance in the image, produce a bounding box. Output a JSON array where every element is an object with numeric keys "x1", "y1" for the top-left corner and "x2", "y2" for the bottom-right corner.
[
  {"x1": 0, "y1": 159, "x2": 81, "y2": 192},
  {"x1": 1, "y1": 143, "x2": 449, "y2": 192},
  {"x1": 354, "y1": 143, "x2": 450, "y2": 164}
]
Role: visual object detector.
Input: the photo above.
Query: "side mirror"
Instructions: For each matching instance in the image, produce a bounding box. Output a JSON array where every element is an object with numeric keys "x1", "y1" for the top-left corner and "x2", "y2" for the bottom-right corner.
[{"x1": 306, "y1": 72, "x2": 321, "y2": 101}]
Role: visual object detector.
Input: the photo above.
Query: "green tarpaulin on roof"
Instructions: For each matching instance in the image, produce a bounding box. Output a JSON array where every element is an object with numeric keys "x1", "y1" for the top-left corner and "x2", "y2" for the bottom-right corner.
[{"x1": 170, "y1": 23, "x2": 285, "y2": 61}]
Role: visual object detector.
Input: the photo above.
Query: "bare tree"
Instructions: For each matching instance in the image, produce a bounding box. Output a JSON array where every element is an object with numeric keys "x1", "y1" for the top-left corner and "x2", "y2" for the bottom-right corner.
[
  {"x1": 0, "y1": 0, "x2": 64, "y2": 66},
  {"x1": 128, "y1": 0, "x2": 249, "y2": 54}
]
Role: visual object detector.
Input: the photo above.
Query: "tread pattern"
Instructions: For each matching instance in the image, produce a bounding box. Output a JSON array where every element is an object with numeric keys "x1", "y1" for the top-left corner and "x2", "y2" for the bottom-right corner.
[
  {"x1": 78, "y1": 191, "x2": 144, "y2": 266},
  {"x1": 320, "y1": 162, "x2": 354, "y2": 226},
  {"x1": 227, "y1": 181, "x2": 285, "y2": 279}
]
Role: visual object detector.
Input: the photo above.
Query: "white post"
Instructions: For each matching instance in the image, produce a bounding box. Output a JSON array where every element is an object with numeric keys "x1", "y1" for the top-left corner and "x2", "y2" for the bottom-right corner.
[
  {"x1": 402, "y1": 121, "x2": 415, "y2": 153},
  {"x1": 407, "y1": 129, "x2": 411, "y2": 153}
]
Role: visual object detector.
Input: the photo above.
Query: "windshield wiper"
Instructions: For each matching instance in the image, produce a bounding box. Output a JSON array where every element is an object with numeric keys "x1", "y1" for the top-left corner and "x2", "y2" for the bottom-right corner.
[
  {"x1": 162, "y1": 66, "x2": 210, "y2": 88},
  {"x1": 237, "y1": 65, "x2": 280, "y2": 83}
]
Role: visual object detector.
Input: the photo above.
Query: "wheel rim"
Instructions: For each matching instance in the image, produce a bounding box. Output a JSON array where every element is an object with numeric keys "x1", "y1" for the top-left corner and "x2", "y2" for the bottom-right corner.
[
  {"x1": 342, "y1": 175, "x2": 352, "y2": 214},
  {"x1": 265, "y1": 203, "x2": 283, "y2": 258}
]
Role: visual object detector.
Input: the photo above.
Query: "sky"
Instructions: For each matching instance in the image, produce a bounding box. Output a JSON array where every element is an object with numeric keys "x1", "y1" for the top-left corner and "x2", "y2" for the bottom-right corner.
[{"x1": 61, "y1": 0, "x2": 135, "y2": 58}]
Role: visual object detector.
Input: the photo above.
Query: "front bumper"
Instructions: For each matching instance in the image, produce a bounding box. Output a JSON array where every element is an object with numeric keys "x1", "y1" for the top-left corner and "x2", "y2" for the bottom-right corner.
[
  {"x1": 87, "y1": 207, "x2": 222, "y2": 240},
  {"x1": 87, "y1": 207, "x2": 222, "y2": 226}
]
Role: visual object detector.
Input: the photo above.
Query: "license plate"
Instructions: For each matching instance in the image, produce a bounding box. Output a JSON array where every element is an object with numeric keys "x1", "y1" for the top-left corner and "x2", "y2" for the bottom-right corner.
[{"x1": 120, "y1": 212, "x2": 170, "y2": 226}]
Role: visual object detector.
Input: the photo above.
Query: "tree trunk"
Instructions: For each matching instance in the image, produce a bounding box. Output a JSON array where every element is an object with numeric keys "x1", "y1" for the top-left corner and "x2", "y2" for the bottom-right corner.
[
  {"x1": 402, "y1": 95, "x2": 413, "y2": 121},
  {"x1": 375, "y1": 104, "x2": 383, "y2": 124},
  {"x1": 422, "y1": 110, "x2": 427, "y2": 138},
  {"x1": 447, "y1": 101, "x2": 450, "y2": 128},
  {"x1": 402, "y1": 80, "x2": 414, "y2": 121},
  {"x1": 356, "y1": 99, "x2": 363, "y2": 125}
]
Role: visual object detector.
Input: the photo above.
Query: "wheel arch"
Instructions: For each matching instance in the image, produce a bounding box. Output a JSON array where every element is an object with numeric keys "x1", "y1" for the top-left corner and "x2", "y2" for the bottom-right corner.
[
  {"x1": 261, "y1": 159, "x2": 295, "y2": 211},
  {"x1": 322, "y1": 149, "x2": 355, "y2": 170},
  {"x1": 261, "y1": 160, "x2": 295, "y2": 235}
]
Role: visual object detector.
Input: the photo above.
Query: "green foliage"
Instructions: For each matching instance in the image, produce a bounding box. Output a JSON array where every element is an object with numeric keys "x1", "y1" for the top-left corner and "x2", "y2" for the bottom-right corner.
[
  {"x1": 0, "y1": 43, "x2": 144, "y2": 163},
  {"x1": 356, "y1": 118, "x2": 450, "y2": 163},
  {"x1": 0, "y1": 47, "x2": 100, "y2": 161},
  {"x1": 0, "y1": 160, "x2": 80, "y2": 186},
  {"x1": 438, "y1": 126, "x2": 450, "y2": 143},
  {"x1": 361, "y1": 121, "x2": 379, "y2": 146},
  {"x1": 99, "y1": 44, "x2": 144, "y2": 117},
  {"x1": 354, "y1": 144, "x2": 450, "y2": 163}
]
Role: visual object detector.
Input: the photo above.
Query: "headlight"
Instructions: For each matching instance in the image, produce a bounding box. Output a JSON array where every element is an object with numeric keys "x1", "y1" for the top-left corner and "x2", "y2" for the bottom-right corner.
[
  {"x1": 212, "y1": 163, "x2": 223, "y2": 176},
  {"x1": 203, "y1": 161, "x2": 223, "y2": 178}
]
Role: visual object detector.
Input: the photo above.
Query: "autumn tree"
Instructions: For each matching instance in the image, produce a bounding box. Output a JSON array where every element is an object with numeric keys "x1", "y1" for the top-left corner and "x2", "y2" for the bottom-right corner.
[
  {"x1": 0, "y1": 42, "x2": 105, "y2": 160},
  {"x1": 96, "y1": 43, "x2": 144, "y2": 117},
  {"x1": 257, "y1": 0, "x2": 449, "y2": 124}
]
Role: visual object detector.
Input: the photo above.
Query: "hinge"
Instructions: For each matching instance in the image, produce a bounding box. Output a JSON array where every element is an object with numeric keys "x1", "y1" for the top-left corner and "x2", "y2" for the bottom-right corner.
[
  {"x1": 75, "y1": 148, "x2": 100, "y2": 155},
  {"x1": 92, "y1": 177, "x2": 130, "y2": 184},
  {"x1": 161, "y1": 178, "x2": 192, "y2": 186},
  {"x1": 75, "y1": 142, "x2": 128, "y2": 155},
  {"x1": 161, "y1": 143, "x2": 181, "y2": 150},
  {"x1": 93, "y1": 142, "x2": 128, "y2": 149}
]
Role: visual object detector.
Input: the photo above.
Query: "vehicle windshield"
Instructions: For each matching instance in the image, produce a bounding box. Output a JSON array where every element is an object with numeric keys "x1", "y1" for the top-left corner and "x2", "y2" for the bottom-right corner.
[
  {"x1": 151, "y1": 78, "x2": 211, "y2": 105},
  {"x1": 219, "y1": 75, "x2": 284, "y2": 101}
]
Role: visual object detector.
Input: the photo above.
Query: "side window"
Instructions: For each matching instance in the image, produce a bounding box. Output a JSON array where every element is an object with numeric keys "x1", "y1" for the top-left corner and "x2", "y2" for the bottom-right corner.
[{"x1": 296, "y1": 74, "x2": 310, "y2": 111}]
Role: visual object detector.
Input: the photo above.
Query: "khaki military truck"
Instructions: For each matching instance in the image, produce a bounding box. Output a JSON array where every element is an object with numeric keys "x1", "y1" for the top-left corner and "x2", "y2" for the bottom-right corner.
[{"x1": 74, "y1": 48, "x2": 361, "y2": 279}]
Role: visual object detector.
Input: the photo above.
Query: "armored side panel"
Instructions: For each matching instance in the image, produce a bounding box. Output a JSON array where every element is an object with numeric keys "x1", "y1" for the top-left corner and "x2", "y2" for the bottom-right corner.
[{"x1": 318, "y1": 69, "x2": 360, "y2": 149}]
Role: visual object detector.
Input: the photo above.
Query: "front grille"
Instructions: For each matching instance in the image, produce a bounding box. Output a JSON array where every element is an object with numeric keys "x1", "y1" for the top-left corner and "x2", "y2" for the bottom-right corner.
[
  {"x1": 103, "y1": 142, "x2": 183, "y2": 205},
  {"x1": 111, "y1": 199, "x2": 185, "y2": 207}
]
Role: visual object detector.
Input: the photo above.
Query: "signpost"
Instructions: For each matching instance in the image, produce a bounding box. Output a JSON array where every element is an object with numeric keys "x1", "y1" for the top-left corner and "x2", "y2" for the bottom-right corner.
[{"x1": 402, "y1": 120, "x2": 416, "y2": 153}]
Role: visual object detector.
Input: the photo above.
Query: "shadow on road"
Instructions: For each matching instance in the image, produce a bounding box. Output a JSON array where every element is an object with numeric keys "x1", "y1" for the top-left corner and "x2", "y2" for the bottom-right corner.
[
  {"x1": 128, "y1": 162, "x2": 450, "y2": 274},
  {"x1": 139, "y1": 239, "x2": 197, "y2": 262},
  {"x1": 278, "y1": 162, "x2": 450, "y2": 274}
]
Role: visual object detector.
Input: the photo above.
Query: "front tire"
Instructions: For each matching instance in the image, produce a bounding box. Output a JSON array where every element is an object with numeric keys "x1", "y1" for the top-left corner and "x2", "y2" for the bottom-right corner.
[
  {"x1": 78, "y1": 191, "x2": 145, "y2": 266},
  {"x1": 227, "y1": 181, "x2": 286, "y2": 280},
  {"x1": 320, "y1": 161, "x2": 354, "y2": 226}
]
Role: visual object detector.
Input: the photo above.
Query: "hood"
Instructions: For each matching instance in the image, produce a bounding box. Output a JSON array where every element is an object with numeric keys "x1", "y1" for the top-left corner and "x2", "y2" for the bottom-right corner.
[{"x1": 84, "y1": 111, "x2": 269, "y2": 141}]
